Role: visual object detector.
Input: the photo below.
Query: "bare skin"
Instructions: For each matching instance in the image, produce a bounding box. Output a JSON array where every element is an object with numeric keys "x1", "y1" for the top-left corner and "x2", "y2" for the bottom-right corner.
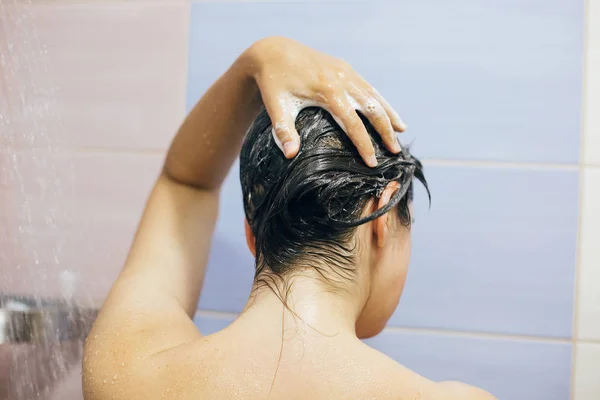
[{"x1": 83, "y1": 37, "x2": 496, "y2": 400}]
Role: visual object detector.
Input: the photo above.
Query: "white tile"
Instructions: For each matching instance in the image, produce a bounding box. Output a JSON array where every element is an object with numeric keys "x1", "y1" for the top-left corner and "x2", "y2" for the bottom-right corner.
[
  {"x1": 584, "y1": 0, "x2": 600, "y2": 165},
  {"x1": 0, "y1": 0, "x2": 189, "y2": 150},
  {"x1": 0, "y1": 150, "x2": 163, "y2": 302},
  {"x1": 578, "y1": 167, "x2": 600, "y2": 340},
  {"x1": 573, "y1": 342, "x2": 600, "y2": 400}
]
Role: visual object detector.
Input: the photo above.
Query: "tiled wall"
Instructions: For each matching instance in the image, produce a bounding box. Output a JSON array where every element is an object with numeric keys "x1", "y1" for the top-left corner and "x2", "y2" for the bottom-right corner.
[
  {"x1": 1, "y1": 1, "x2": 188, "y2": 300},
  {"x1": 0, "y1": 1, "x2": 189, "y2": 398},
  {"x1": 1, "y1": 1, "x2": 598, "y2": 399},
  {"x1": 189, "y1": 1, "x2": 596, "y2": 399}
]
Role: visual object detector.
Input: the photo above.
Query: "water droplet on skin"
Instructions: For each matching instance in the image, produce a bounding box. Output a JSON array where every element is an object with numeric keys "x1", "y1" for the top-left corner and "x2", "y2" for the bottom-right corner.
[
  {"x1": 113, "y1": 374, "x2": 118, "y2": 380},
  {"x1": 94, "y1": 335, "x2": 98, "y2": 339},
  {"x1": 103, "y1": 379, "x2": 107, "y2": 384},
  {"x1": 94, "y1": 351, "x2": 99, "y2": 355},
  {"x1": 121, "y1": 362, "x2": 125, "y2": 367}
]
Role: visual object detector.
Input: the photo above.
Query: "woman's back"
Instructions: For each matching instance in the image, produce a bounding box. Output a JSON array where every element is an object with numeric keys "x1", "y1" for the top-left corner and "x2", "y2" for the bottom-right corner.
[
  {"x1": 184, "y1": 319, "x2": 406, "y2": 399},
  {"x1": 85, "y1": 305, "x2": 490, "y2": 400}
]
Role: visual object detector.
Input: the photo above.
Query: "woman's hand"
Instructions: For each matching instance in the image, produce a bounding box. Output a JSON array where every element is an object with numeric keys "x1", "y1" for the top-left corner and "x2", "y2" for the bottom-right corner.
[{"x1": 244, "y1": 36, "x2": 406, "y2": 167}]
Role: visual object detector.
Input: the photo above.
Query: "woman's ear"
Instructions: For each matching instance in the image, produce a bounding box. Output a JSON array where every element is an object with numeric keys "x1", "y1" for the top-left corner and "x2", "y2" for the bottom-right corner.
[
  {"x1": 373, "y1": 182, "x2": 400, "y2": 248},
  {"x1": 244, "y1": 218, "x2": 256, "y2": 257}
]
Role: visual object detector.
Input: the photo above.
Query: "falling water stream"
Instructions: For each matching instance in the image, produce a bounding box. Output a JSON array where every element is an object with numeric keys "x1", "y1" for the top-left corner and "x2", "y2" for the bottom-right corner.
[{"x1": 1, "y1": 1, "x2": 96, "y2": 398}]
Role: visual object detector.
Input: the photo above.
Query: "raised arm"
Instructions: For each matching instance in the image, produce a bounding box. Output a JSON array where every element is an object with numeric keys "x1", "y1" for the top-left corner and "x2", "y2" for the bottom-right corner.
[{"x1": 83, "y1": 36, "x2": 406, "y2": 398}]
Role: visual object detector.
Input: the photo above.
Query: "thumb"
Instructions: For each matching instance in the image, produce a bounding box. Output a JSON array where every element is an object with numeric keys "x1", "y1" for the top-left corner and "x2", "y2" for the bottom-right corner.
[
  {"x1": 262, "y1": 91, "x2": 301, "y2": 158},
  {"x1": 271, "y1": 118, "x2": 300, "y2": 158}
]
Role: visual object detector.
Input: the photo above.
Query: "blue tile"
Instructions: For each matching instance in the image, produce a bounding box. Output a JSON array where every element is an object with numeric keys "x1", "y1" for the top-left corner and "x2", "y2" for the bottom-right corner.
[
  {"x1": 193, "y1": 315, "x2": 235, "y2": 335},
  {"x1": 188, "y1": 0, "x2": 583, "y2": 163},
  {"x1": 199, "y1": 164, "x2": 579, "y2": 337},
  {"x1": 198, "y1": 161, "x2": 256, "y2": 312},
  {"x1": 365, "y1": 330, "x2": 572, "y2": 400},
  {"x1": 392, "y1": 165, "x2": 579, "y2": 337}
]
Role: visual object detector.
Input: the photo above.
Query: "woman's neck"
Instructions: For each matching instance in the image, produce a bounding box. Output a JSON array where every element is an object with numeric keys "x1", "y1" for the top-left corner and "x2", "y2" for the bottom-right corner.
[{"x1": 240, "y1": 272, "x2": 366, "y2": 339}]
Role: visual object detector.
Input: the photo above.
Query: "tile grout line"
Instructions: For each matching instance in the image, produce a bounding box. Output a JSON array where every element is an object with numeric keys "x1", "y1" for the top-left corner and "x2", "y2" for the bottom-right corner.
[
  {"x1": 1, "y1": 146, "x2": 168, "y2": 155},
  {"x1": 194, "y1": 309, "x2": 238, "y2": 319},
  {"x1": 191, "y1": 0, "x2": 365, "y2": 3},
  {"x1": 381, "y1": 325, "x2": 570, "y2": 344},
  {"x1": 570, "y1": 0, "x2": 591, "y2": 397},
  {"x1": 422, "y1": 159, "x2": 579, "y2": 171},
  {"x1": 73, "y1": 147, "x2": 166, "y2": 155},
  {"x1": 7, "y1": 146, "x2": 600, "y2": 170},
  {"x1": 193, "y1": 309, "x2": 600, "y2": 345},
  {"x1": 31, "y1": 0, "x2": 192, "y2": 4}
]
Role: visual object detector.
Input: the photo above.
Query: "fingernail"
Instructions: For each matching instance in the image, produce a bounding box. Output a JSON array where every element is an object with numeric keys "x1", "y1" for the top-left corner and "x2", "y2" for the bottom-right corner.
[
  {"x1": 272, "y1": 127, "x2": 284, "y2": 152},
  {"x1": 393, "y1": 112, "x2": 407, "y2": 130},
  {"x1": 283, "y1": 141, "x2": 297, "y2": 157},
  {"x1": 367, "y1": 155, "x2": 378, "y2": 167},
  {"x1": 394, "y1": 138, "x2": 402, "y2": 153}
]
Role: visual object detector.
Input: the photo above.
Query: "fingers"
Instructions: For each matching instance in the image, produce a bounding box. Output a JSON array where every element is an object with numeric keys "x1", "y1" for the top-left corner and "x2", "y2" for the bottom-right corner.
[
  {"x1": 351, "y1": 92, "x2": 401, "y2": 154},
  {"x1": 352, "y1": 73, "x2": 406, "y2": 132},
  {"x1": 371, "y1": 88, "x2": 407, "y2": 132},
  {"x1": 263, "y1": 94, "x2": 300, "y2": 158},
  {"x1": 272, "y1": 120, "x2": 300, "y2": 158},
  {"x1": 260, "y1": 71, "x2": 404, "y2": 167},
  {"x1": 328, "y1": 92, "x2": 377, "y2": 167}
]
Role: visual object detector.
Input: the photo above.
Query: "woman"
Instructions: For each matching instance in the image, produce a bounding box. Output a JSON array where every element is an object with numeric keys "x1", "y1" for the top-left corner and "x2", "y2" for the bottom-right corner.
[{"x1": 83, "y1": 37, "x2": 495, "y2": 400}]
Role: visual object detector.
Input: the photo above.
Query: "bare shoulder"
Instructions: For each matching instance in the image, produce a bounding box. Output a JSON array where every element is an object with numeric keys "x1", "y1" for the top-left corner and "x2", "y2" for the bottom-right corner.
[
  {"x1": 362, "y1": 345, "x2": 496, "y2": 400},
  {"x1": 388, "y1": 369, "x2": 496, "y2": 400},
  {"x1": 83, "y1": 333, "x2": 215, "y2": 400},
  {"x1": 433, "y1": 381, "x2": 497, "y2": 399}
]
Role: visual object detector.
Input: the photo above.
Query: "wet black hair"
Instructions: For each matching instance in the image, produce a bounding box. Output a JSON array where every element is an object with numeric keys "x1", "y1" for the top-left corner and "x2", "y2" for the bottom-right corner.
[{"x1": 240, "y1": 107, "x2": 429, "y2": 289}]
